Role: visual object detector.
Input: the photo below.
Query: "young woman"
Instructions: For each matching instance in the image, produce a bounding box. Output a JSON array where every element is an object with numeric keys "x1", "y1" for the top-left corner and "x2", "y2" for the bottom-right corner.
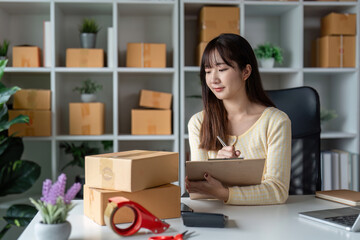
[{"x1": 186, "y1": 34, "x2": 291, "y2": 205}]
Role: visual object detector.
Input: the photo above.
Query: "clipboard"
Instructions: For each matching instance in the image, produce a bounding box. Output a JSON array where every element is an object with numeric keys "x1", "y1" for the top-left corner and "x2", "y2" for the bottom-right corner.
[{"x1": 186, "y1": 158, "x2": 265, "y2": 200}]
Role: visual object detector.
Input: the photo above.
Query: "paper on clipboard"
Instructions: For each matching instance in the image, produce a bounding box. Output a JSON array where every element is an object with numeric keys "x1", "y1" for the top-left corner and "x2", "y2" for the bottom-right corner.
[{"x1": 186, "y1": 158, "x2": 265, "y2": 200}]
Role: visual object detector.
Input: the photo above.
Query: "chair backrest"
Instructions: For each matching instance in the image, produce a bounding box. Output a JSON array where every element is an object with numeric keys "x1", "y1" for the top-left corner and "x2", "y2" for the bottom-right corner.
[{"x1": 266, "y1": 86, "x2": 321, "y2": 195}]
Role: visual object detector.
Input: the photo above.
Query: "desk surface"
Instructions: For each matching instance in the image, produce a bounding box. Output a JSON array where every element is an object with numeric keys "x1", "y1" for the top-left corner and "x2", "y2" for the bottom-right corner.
[{"x1": 19, "y1": 195, "x2": 360, "y2": 240}]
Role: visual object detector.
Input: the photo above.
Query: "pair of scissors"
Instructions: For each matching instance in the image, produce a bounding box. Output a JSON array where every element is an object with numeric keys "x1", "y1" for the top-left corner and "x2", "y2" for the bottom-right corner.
[{"x1": 148, "y1": 230, "x2": 195, "y2": 240}]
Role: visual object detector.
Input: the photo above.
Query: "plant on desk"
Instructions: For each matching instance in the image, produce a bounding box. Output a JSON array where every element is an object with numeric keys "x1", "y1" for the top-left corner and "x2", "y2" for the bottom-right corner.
[
  {"x1": 0, "y1": 59, "x2": 41, "y2": 240},
  {"x1": 73, "y1": 79, "x2": 102, "y2": 103},
  {"x1": 30, "y1": 173, "x2": 81, "y2": 240}
]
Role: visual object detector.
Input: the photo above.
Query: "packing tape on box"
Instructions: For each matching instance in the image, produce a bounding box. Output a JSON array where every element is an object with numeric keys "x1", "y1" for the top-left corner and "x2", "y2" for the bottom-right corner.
[
  {"x1": 340, "y1": 35, "x2": 343, "y2": 68},
  {"x1": 104, "y1": 197, "x2": 170, "y2": 236},
  {"x1": 27, "y1": 90, "x2": 37, "y2": 109},
  {"x1": 100, "y1": 158, "x2": 114, "y2": 189},
  {"x1": 151, "y1": 92, "x2": 161, "y2": 108}
]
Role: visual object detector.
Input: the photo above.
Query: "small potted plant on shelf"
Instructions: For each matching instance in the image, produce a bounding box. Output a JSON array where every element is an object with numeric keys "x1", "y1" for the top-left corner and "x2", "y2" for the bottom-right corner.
[
  {"x1": 254, "y1": 42, "x2": 283, "y2": 68},
  {"x1": 0, "y1": 39, "x2": 10, "y2": 60},
  {"x1": 30, "y1": 173, "x2": 81, "y2": 240},
  {"x1": 73, "y1": 79, "x2": 102, "y2": 102},
  {"x1": 79, "y1": 18, "x2": 100, "y2": 48},
  {"x1": 320, "y1": 108, "x2": 338, "y2": 130}
]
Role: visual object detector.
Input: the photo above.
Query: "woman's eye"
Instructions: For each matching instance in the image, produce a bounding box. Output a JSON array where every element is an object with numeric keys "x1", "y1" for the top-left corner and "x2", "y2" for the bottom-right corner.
[
  {"x1": 219, "y1": 68, "x2": 228, "y2": 72},
  {"x1": 205, "y1": 71, "x2": 211, "y2": 74}
]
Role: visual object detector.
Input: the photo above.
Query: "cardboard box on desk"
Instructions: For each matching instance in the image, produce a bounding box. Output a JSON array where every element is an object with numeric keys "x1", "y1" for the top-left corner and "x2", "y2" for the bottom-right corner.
[
  {"x1": 126, "y1": 43, "x2": 166, "y2": 68},
  {"x1": 198, "y1": 6, "x2": 240, "y2": 42},
  {"x1": 85, "y1": 150, "x2": 178, "y2": 192},
  {"x1": 131, "y1": 109, "x2": 171, "y2": 135},
  {"x1": 13, "y1": 89, "x2": 51, "y2": 110},
  {"x1": 83, "y1": 184, "x2": 180, "y2": 225},
  {"x1": 12, "y1": 46, "x2": 41, "y2": 67},
  {"x1": 69, "y1": 102, "x2": 104, "y2": 135},
  {"x1": 66, "y1": 48, "x2": 104, "y2": 68},
  {"x1": 318, "y1": 35, "x2": 355, "y2": 68},
  {"x1": 139, "y1": 89, "x2": 172, "y2": 109},
  {"x1": 321, "y1": 12, "x2": 356, "y2": 36},
  {"x1": 8, "y1": 110, "x2": 51, "y2": 136}
]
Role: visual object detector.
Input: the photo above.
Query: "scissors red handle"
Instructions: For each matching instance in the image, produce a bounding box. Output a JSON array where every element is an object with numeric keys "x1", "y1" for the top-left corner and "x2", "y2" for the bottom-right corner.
[{"x1": 149, "y1": 231, "x2": 187, "y2": 240}]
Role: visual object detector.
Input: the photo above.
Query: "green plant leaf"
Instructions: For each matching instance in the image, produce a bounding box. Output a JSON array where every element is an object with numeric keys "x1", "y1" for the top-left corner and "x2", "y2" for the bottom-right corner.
[
  {"x1": 0, "y1": 114, "x2": 29, "y2": 132},
  {"x1": 0, "y1": 223, "x2": 11, "y2": 239},
  {"x1": 0, "y1": 86, "x2": 20, "y2": 105},
  {"x1": 0, "y1": 160, "x2": 41, "y2": 196},
  {"x1": 3, "y1": 204, "x2": 37, "y2": 227},
  {"x1": 0, "y1": 59, "x2": 8, "y2": 82},
  {"x1": 0, "y1": 137, "x2": 24, "y2": 168}
]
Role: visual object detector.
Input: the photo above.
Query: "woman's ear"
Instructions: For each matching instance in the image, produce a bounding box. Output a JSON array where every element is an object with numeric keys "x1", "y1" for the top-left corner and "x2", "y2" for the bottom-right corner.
[{"x1": 243, "y1": 64, "x2": 252, "y2": 81}]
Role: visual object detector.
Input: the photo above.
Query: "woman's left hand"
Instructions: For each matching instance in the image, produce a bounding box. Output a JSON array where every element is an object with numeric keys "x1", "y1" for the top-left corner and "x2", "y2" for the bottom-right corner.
[{"x1": 185, "y1": 173, "x2": 229, "y2": 202}]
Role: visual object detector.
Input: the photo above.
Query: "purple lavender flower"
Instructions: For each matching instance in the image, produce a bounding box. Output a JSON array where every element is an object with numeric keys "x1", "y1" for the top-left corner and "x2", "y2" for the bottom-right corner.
[
  {"x1": 42, "y1": 173, "x2": 67, "y2": 205},
  {"x1": 40, "y1": 179, "x2": 52, "y2": 202},
  {"x1": 64, "y1": 183, "x2": 82, "y2": 204}
]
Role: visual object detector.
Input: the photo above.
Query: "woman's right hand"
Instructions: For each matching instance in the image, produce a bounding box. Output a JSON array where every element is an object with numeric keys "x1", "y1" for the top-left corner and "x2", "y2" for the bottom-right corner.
[{"x1": 216, "y1": 146, "x2": 241, "y2": 158}]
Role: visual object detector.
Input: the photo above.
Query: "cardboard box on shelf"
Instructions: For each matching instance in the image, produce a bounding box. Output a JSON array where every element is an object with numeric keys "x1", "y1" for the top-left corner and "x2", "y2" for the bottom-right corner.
[
  {"x1": 126, "y1": 43, "x2": 166, "y2": 68},
  {"x1": 321, "y1": 12, "x2": 356, "y2": 36},
  {"x1": 12, "y1": 46, "x2": 41, "y2": 67},
  {"x1": 199, "y1": 6, "x2": 240, "y2": 42},
  {"x1": 8, "y1": 110, "x2": 51, "y2": 136},
  {"x1": 196, "y1": 42, "x2": 208, "y2": 66},
  {"x1": 85, "y1": 150, "x2": 178, "y2": 192},
  {"x1": 66, "y1": 48, "x2": 104, "y2": 68},
  {"x1": 139, "y1": 89, "x2": 172, "y2": 110},
  {"x1": 131, "y1": 109, "x2": 171, "y2": 135},
  {"x1": 318, "y1": 35, "x2": 356, "y2": 68},
  {"x1": 311, "y1": 39, "x2": 320, "y2": 67},
  {"x1": 69, "y1": 102, "x2": 105, "y2": 135},
  {"x1": 83, "y1": 184, "x2": 180, "y2": 225},
  {"x1": 13, "y1": 89, "x2": 51, "y2": 110}
]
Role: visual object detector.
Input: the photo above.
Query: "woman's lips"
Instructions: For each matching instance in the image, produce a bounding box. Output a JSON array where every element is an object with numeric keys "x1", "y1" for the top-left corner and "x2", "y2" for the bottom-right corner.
[{"x1": 214, "y1": 87, "x2": 224, "y2": 92}]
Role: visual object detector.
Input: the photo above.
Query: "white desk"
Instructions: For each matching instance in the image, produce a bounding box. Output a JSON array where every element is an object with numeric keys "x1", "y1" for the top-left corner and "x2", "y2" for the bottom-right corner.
[{"x1": 19, "y1": 195, "x2": 360, "y2": 240}]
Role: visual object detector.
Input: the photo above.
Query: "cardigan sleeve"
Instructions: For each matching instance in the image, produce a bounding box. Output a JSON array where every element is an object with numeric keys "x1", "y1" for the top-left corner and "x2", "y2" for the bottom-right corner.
[
  {"x1": 225, "y1": 115, "x2": 292, "y2": 205},
  {"x1": 188, "y1": 113, "x2": 209, "y2": 161}
]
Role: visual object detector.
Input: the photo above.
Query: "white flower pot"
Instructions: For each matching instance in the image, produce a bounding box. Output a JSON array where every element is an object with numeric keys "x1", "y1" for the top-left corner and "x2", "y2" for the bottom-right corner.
[
  {"x1": 81, "y1": 94, "x2": 96, "y2": 102},
  {"x1": 259, "y1": 58, "x2": 275, "y2": 68},
  {"x1": 35, "y1": 221, "x2": 71, "y2": 240}
]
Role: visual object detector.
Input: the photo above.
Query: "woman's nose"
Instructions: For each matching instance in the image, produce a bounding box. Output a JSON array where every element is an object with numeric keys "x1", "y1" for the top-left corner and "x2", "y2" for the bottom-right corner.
[{"x1": 209, "y1": 71, "x2": 220, "y2": 84}]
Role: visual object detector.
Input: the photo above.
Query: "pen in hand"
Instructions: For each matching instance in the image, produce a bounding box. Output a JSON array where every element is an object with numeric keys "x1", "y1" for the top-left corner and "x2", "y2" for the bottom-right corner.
[{"x1": 217, "y1": 136, "x2": 244, "y2": 159}]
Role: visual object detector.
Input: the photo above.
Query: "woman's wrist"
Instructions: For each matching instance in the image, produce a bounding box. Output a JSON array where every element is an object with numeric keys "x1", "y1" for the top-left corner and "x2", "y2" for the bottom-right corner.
[{"x1": 218, "y1": 187, "x2": 229, "y2": 202}]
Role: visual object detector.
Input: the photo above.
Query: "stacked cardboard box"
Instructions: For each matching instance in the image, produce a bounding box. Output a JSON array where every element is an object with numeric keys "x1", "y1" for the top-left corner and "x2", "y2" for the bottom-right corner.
[
  {"x1": 8, "y1": 89, "x2": 51, "y2": 136},
  {"x1": 312, "y1": 12, "x2": 356, "y2": 68},
  {"x1": 196, "y1": 6, "x2": 240, "y2": 66},
  {"x1": 69, "y1": 102, "x2": 105, "y2": 135},
  {"x1": 83, "y1": 150, "x2": 180, "y2": 225},
  {"x1": 126, "y1": 43, "x2": 166, "y2": 68},
  {"x1": 131, "y1": 89, "x2": 172, "y2": 135}
]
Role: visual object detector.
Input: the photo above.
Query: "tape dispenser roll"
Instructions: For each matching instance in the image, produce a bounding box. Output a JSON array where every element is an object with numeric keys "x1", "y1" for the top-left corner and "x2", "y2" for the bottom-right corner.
[{"x1": 104, "y1": 196, "x2": 170, "y2": 236}]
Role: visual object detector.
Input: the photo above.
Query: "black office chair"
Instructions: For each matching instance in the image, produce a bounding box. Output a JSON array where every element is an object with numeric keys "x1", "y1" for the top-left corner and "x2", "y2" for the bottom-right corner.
[{"x1": 266, "y1": 86, "x2": 321, "y2": 195}]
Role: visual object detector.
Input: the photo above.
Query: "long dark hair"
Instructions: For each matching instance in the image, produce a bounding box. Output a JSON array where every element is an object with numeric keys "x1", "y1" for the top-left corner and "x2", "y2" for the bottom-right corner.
[{"x1": 199, "y1": 33, "x2": 275, "y2": 151}]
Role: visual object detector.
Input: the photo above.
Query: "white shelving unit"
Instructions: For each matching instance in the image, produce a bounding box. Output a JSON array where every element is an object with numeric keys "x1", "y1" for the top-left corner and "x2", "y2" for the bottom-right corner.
[
  {"x1": 0, "y1": 0, "x2": 359, "y2": 199},
  {"x1": 0, "y1": 0, "x2": 179, "y2": 202},
  {"x1": 180, "y1": 0, "x2": 359, "y2": 193}
]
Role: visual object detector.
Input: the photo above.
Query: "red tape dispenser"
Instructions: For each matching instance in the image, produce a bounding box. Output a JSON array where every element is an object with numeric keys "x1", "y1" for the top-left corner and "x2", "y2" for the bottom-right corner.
[{"x1": 104, "y1": 196, "x2": 170, "y2": 236}]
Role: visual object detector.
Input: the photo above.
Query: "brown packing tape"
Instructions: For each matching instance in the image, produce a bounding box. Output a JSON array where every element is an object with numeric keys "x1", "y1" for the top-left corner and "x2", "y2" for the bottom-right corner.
[
  {"x1": 81, "y1": 104, "x2": 91, "y2": 117},
  {"x1": 27, "y1": 90, "x2": 37, "y2": 109},
  {"x1": 339, "y1": 35, "x2": 343, "y2": 68},
  {"x1": 148, "y1": 124, "x2": 157, "y2": 134},
  {"x1": 82, "y1": 125, "x2": 91, "y2": 135},
  {"x1": 112, "y1": 151, "x2": 158, "y2": 159},
  {"x1": 100, "y1": 158, "x2": 114, "y2": 189},
  {"x1": 152, "y1": 92, "x2": 161, "y2": 108}
]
